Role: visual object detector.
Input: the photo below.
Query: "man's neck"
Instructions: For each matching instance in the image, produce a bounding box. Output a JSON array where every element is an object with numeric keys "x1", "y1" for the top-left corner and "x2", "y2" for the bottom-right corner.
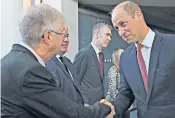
[
  {"x1": 91, "y1": 41, "x2": 102, "y2": 52},
  {"x1": 57, "y1": 52, "x2": 65, "y2": 57},
  {"x1": 33, "y1": 48, "x2": 49, "y2": 62},
  {"x1": 138, "y1": 25, "x2": 149, "y2": 44}
]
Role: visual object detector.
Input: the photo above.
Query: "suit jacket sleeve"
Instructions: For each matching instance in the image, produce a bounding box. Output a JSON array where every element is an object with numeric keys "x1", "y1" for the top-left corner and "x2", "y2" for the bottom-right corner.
[
  {"x1": 45, "y1": 60, "x2": 61, "y2": 87},
  {"x1": 111, "y1": 54, "x2": 135, "y2": 117},
  {"x1": 21, "y1": 65, "x2": 111, "y2": 118},
  {"x1": 73, "y1": 51, "x2": 88, "y2": 84},
  {"x1": 73, "y1": 51, "x2": 89, "y2": 103}
]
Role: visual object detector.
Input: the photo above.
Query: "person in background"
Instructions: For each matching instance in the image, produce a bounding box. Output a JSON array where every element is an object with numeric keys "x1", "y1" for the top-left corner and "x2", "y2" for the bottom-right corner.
[
  {"x1": 73, "y1": 23, "x2": 112, "y2": 105},
  {"x1": 106, "y1": 48, "x2": 124, "y2": 101},
  {"x1": 45, "y1": 26, "x2": 84, "y2": 105}
]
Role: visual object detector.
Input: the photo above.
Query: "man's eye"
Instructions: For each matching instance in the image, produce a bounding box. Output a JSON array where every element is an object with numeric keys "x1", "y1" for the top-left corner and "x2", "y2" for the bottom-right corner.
[{"x1": 120, "y1": 22, "x2": 127, "y2": 27}]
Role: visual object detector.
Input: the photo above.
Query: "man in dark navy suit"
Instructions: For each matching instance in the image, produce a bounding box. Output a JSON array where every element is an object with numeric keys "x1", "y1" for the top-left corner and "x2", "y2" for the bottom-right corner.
[
  {"x1": 111, "y1": 1, "x2": 175, "y2": 118},
  {"x1": 46, "y1": 26, "x2": 84, "y2": 105}
]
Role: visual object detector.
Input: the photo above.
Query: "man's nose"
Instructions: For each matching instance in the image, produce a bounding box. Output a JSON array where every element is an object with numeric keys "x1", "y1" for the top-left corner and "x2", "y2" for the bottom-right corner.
[
  {"x1": 108, "y1": 36, "x2": 111, "y2": 41},
  {"x1": 64, "y1": 36, "x2": 69, "y2": 42}
]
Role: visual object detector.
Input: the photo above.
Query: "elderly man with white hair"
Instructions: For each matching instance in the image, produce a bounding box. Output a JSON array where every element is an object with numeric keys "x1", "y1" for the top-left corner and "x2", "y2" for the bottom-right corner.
[{"x1": 1, "y1": 4, "x2": 115, "y2": 118}]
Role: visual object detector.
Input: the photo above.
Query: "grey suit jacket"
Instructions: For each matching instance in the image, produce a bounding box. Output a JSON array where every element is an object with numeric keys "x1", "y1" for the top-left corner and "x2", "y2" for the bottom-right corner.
[
  {"x1": 1, "y1": 44, "x2": 111, "y2": 118},
  {"x1": 112, "y1": 31, "x2": 175, "y2": 118},
  {"x1": 45, "y1": 56, "x2": 84, "y2": 104},
  {"x1": 73, "y1": 44, "x2": 104, "y2": 105}
]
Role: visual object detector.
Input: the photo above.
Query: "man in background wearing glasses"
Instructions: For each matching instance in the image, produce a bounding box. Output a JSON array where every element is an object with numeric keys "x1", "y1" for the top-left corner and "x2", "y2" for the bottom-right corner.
[{"x1": 45, "y1": 26, "x2": 85, "y2": 105}]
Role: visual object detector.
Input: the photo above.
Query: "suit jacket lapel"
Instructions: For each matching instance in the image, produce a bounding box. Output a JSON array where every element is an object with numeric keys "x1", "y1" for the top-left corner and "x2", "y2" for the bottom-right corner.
[
  {"x1": 62, "y1": 58, "x2": 83, "y2": 93},
  {"x1": 63, "y1": 59, "x2": 77, "y2": 84},
  {"x1": 129, "y1": 45, "x2": 147, "y2": 101},
  {"x1": 52, "y1": 57, "x2": 72, "y2": 80},
  {"x1": 88, "y1": 44, "x2": 103, "y2": 80},
  {"x1": 146, "y1": 31, "x2": 162, "y2": 104}
]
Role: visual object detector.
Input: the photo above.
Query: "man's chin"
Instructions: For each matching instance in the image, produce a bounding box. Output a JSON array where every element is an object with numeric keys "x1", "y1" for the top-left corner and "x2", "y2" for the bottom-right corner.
[
  {"x1": 102, "y1": 44, "x2": 108, "y2": 48},
  {"x1": 61, "y1": 49, "x2": 68, "y2": 54},
  {"x1": 127, "y1": 39, "x2": 137, "y2": 44}
]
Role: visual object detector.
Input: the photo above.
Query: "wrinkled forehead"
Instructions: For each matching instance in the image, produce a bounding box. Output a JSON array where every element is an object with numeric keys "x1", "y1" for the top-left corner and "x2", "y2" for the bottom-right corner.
[{"x1": 57, "y1": 23, "x2": 65, "y2": 32}]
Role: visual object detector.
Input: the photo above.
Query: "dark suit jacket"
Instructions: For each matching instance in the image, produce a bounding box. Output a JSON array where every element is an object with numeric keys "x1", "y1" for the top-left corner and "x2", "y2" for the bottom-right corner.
[
  {"x1": 112, "y1": 31, "x2": 175, "y2": 118},
  {"x1": 73, "y1": 44, "x2": 104, "y2": 105},
  {"x1": 45, "y1": 56, "x2": 84, "y2": 104},
  {"x1": 1, "y1": 44, "x2": 111, "y2": 118}
]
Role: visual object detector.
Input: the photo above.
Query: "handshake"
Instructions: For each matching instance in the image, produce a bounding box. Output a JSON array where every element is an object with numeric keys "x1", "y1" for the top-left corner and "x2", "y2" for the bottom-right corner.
[
  {"x1": 84, "y1": 99, "x2": 115, "y2": 118},
  {"x1": 100, "y1": 99, "x2": 116, "y2": 118}
]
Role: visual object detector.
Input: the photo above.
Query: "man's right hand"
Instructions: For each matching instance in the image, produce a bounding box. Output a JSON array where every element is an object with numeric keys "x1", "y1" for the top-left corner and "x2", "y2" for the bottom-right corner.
[
  {"x1": 84, "y1": 103, "x2": 89, "y2": 107},
  {"x1": 100, "y1": 99, "x2": 115, "y2": 118}
]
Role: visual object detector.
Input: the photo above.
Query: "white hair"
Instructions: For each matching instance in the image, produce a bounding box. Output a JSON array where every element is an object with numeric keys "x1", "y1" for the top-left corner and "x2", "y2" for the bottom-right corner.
[{"x1": 19, "y1": 3, "x2": 64, "y2": 48}]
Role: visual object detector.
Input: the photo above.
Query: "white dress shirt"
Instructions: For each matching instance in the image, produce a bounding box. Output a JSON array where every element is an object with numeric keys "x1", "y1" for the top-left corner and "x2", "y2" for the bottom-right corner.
[
  {"x1": 135, "y1": 28, "x2": 155, "y2": 74},
  {"x1": 19, "y1": 41, "x2": 45, "y2": 67},
  {"x1": 91, "y1": 42, "x2": 101, "y2": 61}
]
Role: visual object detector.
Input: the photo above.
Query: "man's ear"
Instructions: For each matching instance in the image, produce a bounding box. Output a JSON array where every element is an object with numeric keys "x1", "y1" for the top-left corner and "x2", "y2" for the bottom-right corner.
[
  {"x1": 134, "y1": 11, "x2": 142, "y2": 20},
  {"x1": 43, "y1": 32, "x2": 52, "y2": 44},
  {"x1": 96, "y1": 35, "x2": 99, "y2": 39},
  {"x1": 96, "y1": 31, "x2": 100, "y2": 39},
  {"x1": 94, "y1": 34, "x2": 98, "y2": 39}
]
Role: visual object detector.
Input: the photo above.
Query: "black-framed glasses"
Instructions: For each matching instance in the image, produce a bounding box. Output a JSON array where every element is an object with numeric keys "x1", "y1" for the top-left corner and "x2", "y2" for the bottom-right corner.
[{"x1": 42, "y1": 30, "x2": 69, "y2": 38}]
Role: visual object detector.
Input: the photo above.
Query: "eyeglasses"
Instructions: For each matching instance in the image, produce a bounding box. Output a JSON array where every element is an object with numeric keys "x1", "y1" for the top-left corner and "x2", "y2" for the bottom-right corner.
[{"x1": 42, "y1": 30, "x2": 69, "y2": 38}]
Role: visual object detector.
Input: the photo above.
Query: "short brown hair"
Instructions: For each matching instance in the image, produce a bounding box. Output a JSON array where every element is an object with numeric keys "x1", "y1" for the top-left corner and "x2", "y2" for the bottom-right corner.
[{"x1": 92, "y1": 23, "x2": 112, "y2": 38}]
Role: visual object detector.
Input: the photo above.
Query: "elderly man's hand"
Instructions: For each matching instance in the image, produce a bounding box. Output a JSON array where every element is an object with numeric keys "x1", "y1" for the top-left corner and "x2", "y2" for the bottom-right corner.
[
  {"x1": 84, "y1": 103, "x2": 89, "y2": 107},
  {"x1": 100, "y1": 99, "x2": 115, "y2": 118}
]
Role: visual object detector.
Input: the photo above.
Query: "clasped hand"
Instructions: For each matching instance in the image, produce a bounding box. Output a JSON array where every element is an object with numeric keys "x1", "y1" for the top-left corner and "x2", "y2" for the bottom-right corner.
[{"x1": 100, "y1": 99, "x2": 115, "y2": 118}]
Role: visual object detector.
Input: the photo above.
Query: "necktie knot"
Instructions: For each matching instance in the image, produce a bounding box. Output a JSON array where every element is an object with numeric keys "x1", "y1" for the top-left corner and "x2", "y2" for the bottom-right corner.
[
  {"x1": 137, "y1": 43, "x2": 143, "y2": 51},
  {"x1": 99, "y1": 52, "x2": 103, "y2": 56},
  {"x1": 137, "y1": 43, "x2": 143, "y2": 50},
  {"x1": 59, "y1": 56, "x2": 64, "y2": 63},
  {"x1": 59, "y1": 56, "x2": 69, "y2": 73}
]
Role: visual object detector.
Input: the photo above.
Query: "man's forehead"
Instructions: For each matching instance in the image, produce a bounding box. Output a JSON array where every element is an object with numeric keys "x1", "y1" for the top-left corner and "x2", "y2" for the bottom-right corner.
[
  {"x1": 102, "y1": 26, "x2": 111, "y2": 32},
  {"x1": 112, "y1": 9, "x2": 121, "y2": 22},
  {"x1": 112, "y1": 10, "x2": 128, "y2": 24},
  {"x1": 58, "y1": 23, "x2": 65, "y2": 31}
]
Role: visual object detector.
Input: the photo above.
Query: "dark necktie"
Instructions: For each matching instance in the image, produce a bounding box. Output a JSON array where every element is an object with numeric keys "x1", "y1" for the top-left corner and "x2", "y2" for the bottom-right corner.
[
  {"x1": 59, "y1": 56, "x2": 69, "y2": 73},
  {"x1": 99, "y1": 52, "x2": 104, "y2": 77},
  {"x1": 137, "y1": 44, "x2": 148, "y2": 92}
]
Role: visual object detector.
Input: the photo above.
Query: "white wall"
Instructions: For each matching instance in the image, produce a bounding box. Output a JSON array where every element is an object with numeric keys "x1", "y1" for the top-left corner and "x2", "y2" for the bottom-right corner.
[
  {"x1": 42, "y1": 0, "x2": 62, "y2": 12},
  {"x1": 1, "y1": 0, "x2": 23, "y2": 58},
  {"x1": 62, "y1": 0, "x2": 78, "y2": 61}
]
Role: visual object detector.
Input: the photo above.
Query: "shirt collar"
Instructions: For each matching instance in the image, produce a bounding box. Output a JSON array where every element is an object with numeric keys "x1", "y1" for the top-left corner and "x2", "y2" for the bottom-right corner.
[
  {"x1": 135, "y1": 28, "x2": 155, "y2": 48},
  {"x1": 56, "y1": 55, "x2": 65, "y2": 63},
  {"x1": 18, "y1": 41, "x2": 45, "y2": 67},
  {"x1": 56, "y1": 55, "x2": 61, "y2": 59},
  {"x1": 91, "y1": 42, "x2": 100, "y2": 54}
]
